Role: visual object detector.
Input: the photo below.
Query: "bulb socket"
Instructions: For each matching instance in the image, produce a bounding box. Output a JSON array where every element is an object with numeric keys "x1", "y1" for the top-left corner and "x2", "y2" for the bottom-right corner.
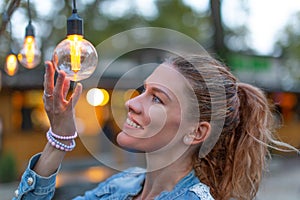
[
  {"x1": 25, "y1": 22, "x2": 35, "y2": 37},
  {"x1": 67, "y1": 11, "x2": 83, "y2": 36},
  {"x1": 8, "y1": 49, "x2": 15, "y2": 55}
]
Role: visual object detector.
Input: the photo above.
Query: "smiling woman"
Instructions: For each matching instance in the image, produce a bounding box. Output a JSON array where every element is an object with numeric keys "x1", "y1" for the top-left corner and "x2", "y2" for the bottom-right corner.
[{"x1": 13, "y1": 54, "x2": 298, "y2": 200}]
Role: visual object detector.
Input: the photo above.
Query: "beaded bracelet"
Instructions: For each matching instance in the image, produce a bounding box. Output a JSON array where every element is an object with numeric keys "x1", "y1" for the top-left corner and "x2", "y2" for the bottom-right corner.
[
  {"x1": 48, "y1": 128, "x2": 78, "y2": 140},
  {"x1": 46, "y1": 131, "x2": 76, "y2": 151}
]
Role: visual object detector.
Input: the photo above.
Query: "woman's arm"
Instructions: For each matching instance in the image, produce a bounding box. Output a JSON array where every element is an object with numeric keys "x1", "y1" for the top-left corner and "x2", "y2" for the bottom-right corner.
[
  {"x1": 33, "y1": 61, "x2": 82, "y2": 176},
  {"x1": 13, "y1": 61, "x2": 82, "y2": 199}
]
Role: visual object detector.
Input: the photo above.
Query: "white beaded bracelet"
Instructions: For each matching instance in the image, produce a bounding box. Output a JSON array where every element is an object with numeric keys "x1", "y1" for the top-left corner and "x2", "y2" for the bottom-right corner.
[
  {"x1": 48, "y1": 128, "x2": 78, "y2": 140},
  {"x1": 46, "y1": 131, "x2": 76, "y2": 151}
]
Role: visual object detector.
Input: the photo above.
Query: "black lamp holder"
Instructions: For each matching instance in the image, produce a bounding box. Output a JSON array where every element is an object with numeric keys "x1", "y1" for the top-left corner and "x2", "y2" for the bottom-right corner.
[
  {"x1": 67, "y1": 0, "x2": 83, "y2": 36},
  {"x1": 25, "y1": 0, "x2": 34, "y2": 37}
]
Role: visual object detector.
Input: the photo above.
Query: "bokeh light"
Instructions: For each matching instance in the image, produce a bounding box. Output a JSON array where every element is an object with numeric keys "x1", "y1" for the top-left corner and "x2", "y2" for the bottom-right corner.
[{"x1": 86, "y1": 88, "x2": 109, "y2": 106}]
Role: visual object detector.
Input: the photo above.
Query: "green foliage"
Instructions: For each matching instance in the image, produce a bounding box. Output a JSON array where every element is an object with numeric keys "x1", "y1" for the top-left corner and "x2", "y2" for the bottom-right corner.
[
  {"x1": 276, "y1": 11, "x2": 300, "y2": 79},
  {"x1": 0, "y1": 0, "x2": 213, "y2": 60},
  {"x1": 0, "y1": 152, "x2": 17, "y2": 183},
  {"x1": 0, "y1": 0, "x2": 251, "y2": 68}
]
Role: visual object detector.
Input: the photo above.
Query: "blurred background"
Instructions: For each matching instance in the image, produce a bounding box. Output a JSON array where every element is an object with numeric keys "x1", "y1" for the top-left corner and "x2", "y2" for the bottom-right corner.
[{"x1": 0, "y1": 0, "x2": 299, "y2": 199}]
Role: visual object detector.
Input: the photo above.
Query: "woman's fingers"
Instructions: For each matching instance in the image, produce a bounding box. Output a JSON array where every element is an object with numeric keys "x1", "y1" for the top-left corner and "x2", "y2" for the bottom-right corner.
[
  {"x1": 43, "y1": 61, "x2": 55, "y2": 96},
  {"x1": 68, "y1": 83, "x2": 83, "y2": 109},
  {"x1": 43, "y1": 61, "x2": 55, "y2": 113},
  {"x1": 53, "y1": 70, "x2": 67, "y2": 108},
  {"x1": 62, "y1": 78, "x2": 71, "y2": 99},
  {"x1": 42, "y1": 62, "x2": 82, "y2": 134}
]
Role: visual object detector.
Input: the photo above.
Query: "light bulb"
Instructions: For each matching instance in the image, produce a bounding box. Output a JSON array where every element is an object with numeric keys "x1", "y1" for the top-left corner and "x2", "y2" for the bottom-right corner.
[
  {"x1": 18, "y1": 22, "x2": 41, "y2": 69},
  {"x1": 4, "y1": 52, "x2": 18, "y2": 76},
  {"x1": 53, "y1": 34, "x2": 98, "y2": 81},
  {"x1": 52, "y1": 11, "x2": 98, "y2": 82}
]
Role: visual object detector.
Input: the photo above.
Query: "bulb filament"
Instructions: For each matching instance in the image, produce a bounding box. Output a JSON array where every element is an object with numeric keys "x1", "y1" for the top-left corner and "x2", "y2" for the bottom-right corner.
[
  {"x1": 24, "y1": 36, "x2": 35, "y2": 65},
  {"x1": 68, "y1": 35, "x2": 83, "y2": 73}
]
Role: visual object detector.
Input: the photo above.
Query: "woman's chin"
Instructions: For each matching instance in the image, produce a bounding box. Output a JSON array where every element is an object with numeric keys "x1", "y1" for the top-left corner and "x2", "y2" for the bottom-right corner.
[
  {"x1": 117, "y1": 131, "x2": 166, "y2": 153},
  {"x1": 116, "y1": 131, "x2": 141, "y2": 151}
]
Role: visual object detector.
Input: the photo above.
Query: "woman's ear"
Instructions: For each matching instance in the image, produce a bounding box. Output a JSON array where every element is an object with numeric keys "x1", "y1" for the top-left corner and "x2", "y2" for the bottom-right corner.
[{"x1": 191, "y1": 121, "x2": 211, "y2": 145}]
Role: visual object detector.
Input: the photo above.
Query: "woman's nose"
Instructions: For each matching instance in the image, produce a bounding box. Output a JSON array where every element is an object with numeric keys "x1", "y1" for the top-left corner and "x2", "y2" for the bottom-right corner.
[{"x1": 125, "y1": 95, "x2": 143, "y2": 114}]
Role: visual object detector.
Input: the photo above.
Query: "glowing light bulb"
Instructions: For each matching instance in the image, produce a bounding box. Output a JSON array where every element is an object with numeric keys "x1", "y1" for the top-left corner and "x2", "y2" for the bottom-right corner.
[
  {"x1": 53, "y1": 34, "x2": 98, "y2": 81},
  {"x1": 53, "y1": 10, "x2": 98, "y2": 82},
  {"x1": 4, "y1": 52, "x2": 18, "y2": 76},
  {"x1": 18, "y1": 22, "x2": 41, "y2": 69}
]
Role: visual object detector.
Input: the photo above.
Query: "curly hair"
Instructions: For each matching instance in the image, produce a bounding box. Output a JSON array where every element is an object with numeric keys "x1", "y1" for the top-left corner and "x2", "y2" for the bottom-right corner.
[{"x1": 168, "y1": 55, "x2": 298, "y2": 200}]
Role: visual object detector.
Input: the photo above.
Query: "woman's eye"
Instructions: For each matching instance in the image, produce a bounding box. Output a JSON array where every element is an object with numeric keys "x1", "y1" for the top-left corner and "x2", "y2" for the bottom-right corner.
[{"x1": 152, "y1": 95, "x2": 163, "y2": 104}]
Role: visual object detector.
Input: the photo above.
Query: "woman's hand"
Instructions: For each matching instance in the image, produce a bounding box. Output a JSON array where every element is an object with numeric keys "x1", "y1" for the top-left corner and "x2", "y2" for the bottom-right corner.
[{"x1": 43, "y1": 61, "x2": 82, "y2": 136}]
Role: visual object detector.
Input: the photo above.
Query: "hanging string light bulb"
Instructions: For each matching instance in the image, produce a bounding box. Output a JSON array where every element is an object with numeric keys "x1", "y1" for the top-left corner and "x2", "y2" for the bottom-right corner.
[
  {"x1": 4, "y1": 15, "x2": 18, "y2": 76},
  {"x1": 18, "y1": 0, "x2": 41, "y2": 69},
  {"x1": 52, "y1": 0, "x2": 98, "y2": 82},
  {"x1": 5, "y1": 52, "x2": 18, "y2": 76}
]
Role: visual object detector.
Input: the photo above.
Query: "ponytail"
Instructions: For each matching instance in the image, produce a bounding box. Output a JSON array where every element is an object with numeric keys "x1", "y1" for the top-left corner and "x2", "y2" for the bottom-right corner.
[
  {"x1": 230, "y1": 83, "x2": 272, "y2": 199},
  {"x1": 237, "y1": 83, "x2": 298, "y2": 153},
  {"x1": 193, "y1": 83, "x2": 298, "y2": 200}
]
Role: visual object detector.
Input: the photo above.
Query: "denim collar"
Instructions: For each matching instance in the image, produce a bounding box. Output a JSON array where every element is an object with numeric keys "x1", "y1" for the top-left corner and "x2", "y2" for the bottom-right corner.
[{"x1": 94, "y1": 168, "x2": 200, "y2": 200}]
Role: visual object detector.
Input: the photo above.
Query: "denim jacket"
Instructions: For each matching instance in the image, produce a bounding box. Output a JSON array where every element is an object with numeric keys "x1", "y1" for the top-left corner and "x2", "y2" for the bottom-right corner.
[{"x1": 13, "y1": 154, "x2": 214, "y2": 200}]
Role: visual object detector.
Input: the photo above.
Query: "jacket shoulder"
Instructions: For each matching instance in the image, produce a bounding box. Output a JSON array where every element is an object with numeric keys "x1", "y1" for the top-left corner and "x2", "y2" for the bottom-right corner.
[{"x1": 187, "y1": 182, "x2": 214, "y2": 200}]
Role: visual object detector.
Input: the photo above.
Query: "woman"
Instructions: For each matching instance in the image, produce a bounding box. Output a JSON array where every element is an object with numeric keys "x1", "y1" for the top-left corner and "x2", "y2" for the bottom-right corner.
[{"x1": 13, "y1": 55, "x2": 297, "y2": 200}]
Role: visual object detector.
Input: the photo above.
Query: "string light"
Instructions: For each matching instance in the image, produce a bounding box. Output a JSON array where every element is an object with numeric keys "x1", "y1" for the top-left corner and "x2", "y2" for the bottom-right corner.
[
  {"x1": 4, "y1": 14, "x2": 18, "y2": 76},
  {"x1": 53, "y1": 0, "x2": 98, "y2": 82},
  {"x1": 18, "y1": 0, "x2": 41, "y2": 69},
  {"x1": 5, "y1": 51, "x2": 18, "y2": 76}
]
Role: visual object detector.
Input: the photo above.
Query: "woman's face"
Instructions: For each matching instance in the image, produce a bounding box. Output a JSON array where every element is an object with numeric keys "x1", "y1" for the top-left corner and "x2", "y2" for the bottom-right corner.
[{"x1": 117, "y1": 63, "x2": 198, "y2": 152}]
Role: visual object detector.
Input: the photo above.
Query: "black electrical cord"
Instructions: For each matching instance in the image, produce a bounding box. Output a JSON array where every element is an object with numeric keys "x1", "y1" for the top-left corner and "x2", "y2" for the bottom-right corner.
[
  {"x1": 67, "y1": 0, "x2": 83, "y2": 35},
  {"x1": 25, "y1": 0, "x2": 35, "y2": 36},
  {"x1": 72, "y1": 0, "x2": 77, "y2": 13},
  {"x1": 27, "y1": 0, "x2": 31, "y2": 22},
  {"x1": 2, "y1": 11, "x2": 14, "y2": 52},
  {"x1": 9, "y1": 18, "x2": 12, "y2": 42}
]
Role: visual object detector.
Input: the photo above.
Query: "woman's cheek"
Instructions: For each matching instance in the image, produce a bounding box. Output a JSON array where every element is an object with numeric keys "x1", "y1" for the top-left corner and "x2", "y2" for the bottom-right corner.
[{"x1": 143, "y1": 104, "x2": 167, "y2": 138}]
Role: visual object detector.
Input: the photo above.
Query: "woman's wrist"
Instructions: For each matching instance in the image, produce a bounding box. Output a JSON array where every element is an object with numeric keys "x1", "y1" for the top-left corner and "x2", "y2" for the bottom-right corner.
[
  {"x1": 50, "y1": 125, "x2": 77, "y2": 136},
  {"x1": 33, "y1": 143, "x2": 67, "y2": 176}
]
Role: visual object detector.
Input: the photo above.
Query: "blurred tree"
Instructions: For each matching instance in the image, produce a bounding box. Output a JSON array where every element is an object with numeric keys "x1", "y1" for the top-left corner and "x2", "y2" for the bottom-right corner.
[
  {"x1": 210, "y1": 0, "x2": 225, "y2": 57},
  {"x1": 220, "y1": 0, "x2": 250, "y2": 54},
  {"x1": 276, "y1": 11, "x2": 300, "y2": 80},
  {"x1": 0, "y1": 0, "x2": 21, "y2": 35},
  {"x1": 1, "y1": 0, "x2": 212, "y2": 63},
  {"x1": 0, "y1": 0, "x2": 251, "y2": 76}
]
